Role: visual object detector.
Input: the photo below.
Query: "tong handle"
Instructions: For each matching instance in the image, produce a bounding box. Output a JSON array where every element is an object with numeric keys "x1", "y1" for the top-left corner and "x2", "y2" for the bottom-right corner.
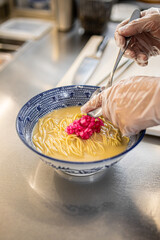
[
  {"x1": 107, "y1": 9, "x2": 141, "y2": 87},
  {"x1": 87, "y1": 9, "x2": 141, "y2": 118}
]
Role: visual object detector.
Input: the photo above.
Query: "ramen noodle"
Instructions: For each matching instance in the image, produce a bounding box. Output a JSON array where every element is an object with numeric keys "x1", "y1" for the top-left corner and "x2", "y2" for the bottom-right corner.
[{"x1": 32, "y1": 106, "x2": 129, "y2": 162}]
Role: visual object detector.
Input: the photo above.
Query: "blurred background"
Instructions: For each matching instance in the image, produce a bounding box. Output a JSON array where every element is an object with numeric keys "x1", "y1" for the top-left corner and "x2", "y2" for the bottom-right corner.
[
  {"x1": 0, "y1": 0, "x2": 159, "y2": 78},
  {"x1": 0, "y1": 0, "x2": 160, "y2": 33}
]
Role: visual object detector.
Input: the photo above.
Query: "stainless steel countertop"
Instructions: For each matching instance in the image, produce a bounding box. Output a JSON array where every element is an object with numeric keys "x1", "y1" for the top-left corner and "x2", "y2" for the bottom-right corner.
[{"x1": 1, "y1": 22, "x2": 160, "y2": 240}]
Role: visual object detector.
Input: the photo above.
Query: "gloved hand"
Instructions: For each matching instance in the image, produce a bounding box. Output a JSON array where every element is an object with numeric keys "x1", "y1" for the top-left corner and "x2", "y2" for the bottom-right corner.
[
  {"x1": 81, "y1": 76, "x2": 160, "y2": 136},
  {"x1": 115, "y1": 8, "x2": 160, "y2": 66}
]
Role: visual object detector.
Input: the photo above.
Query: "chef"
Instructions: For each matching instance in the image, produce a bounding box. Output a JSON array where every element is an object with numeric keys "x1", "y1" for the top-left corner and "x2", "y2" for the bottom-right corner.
[{"x1": 81, "y1": 7, "x2": 160, "y2": 137}]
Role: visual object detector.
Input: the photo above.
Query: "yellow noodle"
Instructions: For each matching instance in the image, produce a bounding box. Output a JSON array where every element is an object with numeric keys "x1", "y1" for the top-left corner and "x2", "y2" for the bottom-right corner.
[
  {"x1": 33, "y1": 141, "x2": 43, "y2": 152},
  {"x1": 32, "y1": 106, "x2": 129, "y2": 162}
]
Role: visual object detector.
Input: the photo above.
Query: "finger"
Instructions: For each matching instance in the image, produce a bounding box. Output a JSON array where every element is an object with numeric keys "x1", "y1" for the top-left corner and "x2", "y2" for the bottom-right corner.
[
  {"x1": 115, "y1": 18, "x2": 129, "y2": 48},
  {"x1": 122, "y1": 38, "x2": 137, "y2": 59},
  {"x1": 126, "y1": 38, "x2": 149, "y2": 64},
  {"x1": 123, "y1": 49, "x2": 136, "y2": 59},
  {"x1": 118, "y1": 16, "x2": 153, "y2": 37},
  {"x1": 116, "y1": 18, "x2": 130, "y2": 28},
  {"x1": 141, "y1": 7, "x2": 160, "y2": 17},
  {"x1": 135, "y1": 33, "x2": 153, "y2": 54},
  {"x1": 135, "y1": 52, "x2": 148, "y2": 66},
  {"x1": 136, "y1": 53, "x2": 148, "y2": 65},
  {"x1": 136, "y1": 57, "x2": 148, "y2": 66},
  {"x1": 114, "y1": 31, "x2": 125, "y2": 48},
  {"x1": 81, "y1": 93, "x2": 102, "y2": 114}
]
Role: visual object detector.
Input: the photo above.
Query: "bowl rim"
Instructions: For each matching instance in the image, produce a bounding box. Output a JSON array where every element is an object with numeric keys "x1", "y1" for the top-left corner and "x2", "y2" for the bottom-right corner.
[{"x1": 16, "y1": 85, "x2": 146, "y2": 165}]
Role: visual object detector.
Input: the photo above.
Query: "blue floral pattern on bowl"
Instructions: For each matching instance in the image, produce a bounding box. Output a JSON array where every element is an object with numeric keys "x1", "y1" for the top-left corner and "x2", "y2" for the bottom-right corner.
[{"x1": 16, "y1": 85, "x2": 145, "y2": 176}]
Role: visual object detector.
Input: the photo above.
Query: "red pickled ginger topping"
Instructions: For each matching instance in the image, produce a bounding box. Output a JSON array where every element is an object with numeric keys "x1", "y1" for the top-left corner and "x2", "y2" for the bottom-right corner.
[{"x1": 65, "y1": 115, "x2": 104, "y2": 140}]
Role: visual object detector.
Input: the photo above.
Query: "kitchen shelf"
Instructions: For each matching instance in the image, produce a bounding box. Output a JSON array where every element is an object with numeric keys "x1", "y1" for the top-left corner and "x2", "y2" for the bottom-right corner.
[
  {"x1": 8, "y1": 0, "x2": 56, "y2": 20},
  {"x1": 11, "y1": 7, "x2": 54, "y2": 20}
]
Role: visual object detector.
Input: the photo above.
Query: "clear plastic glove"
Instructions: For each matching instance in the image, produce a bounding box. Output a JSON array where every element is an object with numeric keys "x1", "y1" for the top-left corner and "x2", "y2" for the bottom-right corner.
[
  {"x1": 81, "y1": 76, "x2": 160, "y2": 136},
  {"x1": 115, "y1": 8, "x2": 160, "y2": 66}
]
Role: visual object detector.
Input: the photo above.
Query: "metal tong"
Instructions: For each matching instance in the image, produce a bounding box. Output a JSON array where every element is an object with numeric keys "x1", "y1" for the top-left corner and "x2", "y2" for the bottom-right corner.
[{"x1": 87, "y1": 9, "x2": 141, "y2": 118}]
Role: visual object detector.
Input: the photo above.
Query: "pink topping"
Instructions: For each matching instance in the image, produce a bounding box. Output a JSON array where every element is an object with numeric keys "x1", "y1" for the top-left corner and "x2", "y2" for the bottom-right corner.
[{"x1": 65, "y1": 115, "x2": 104, "y2": 140}]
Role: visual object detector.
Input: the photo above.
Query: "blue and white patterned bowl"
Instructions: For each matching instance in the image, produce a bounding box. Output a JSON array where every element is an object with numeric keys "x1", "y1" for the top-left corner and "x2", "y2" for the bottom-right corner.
[{"x1": 16, "y1": 85, "x2": 145, "y2": 177}]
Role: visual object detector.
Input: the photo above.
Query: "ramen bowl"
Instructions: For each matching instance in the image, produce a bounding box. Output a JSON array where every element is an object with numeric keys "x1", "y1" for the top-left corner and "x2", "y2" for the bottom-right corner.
[{"x1": 16, "y1": 85, "x2": 145, "y2": 177}]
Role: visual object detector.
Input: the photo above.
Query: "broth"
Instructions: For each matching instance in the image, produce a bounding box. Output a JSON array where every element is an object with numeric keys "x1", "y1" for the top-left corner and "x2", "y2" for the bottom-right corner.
[{"x1": 32, "y1": 106, "x2": 129, "y2": 162}]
